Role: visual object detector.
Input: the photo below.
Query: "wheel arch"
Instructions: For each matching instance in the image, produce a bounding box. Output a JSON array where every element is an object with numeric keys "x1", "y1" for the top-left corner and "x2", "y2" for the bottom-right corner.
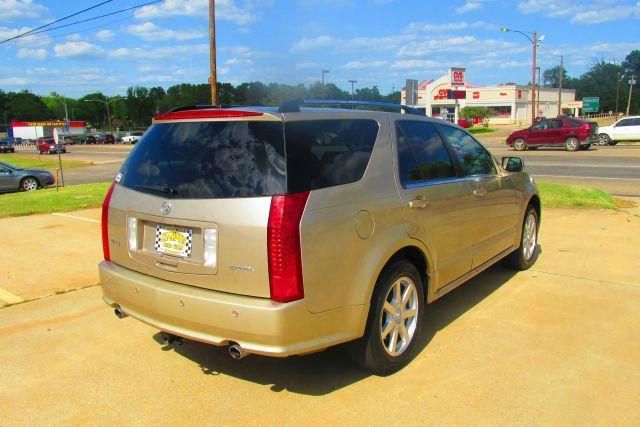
[
  {"x1": 373, "y1": 245, "x2": 431, "y2": 303},
  {"x1": 527, "y1": 194, "x2": 541, "y2": 224}
]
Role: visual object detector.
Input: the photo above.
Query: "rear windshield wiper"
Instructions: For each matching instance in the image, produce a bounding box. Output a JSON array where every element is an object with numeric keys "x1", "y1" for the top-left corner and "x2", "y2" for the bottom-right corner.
[{"x1": 134, "y1": 184, "x2": 178, "y2": 195}]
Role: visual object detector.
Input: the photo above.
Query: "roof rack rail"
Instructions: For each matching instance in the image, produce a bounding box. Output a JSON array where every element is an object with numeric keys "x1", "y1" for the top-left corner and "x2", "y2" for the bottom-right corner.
[
  {"x1": 168, "y1": 104, "x2": 222, "y2": 113},
  {"x1": 278, "y1": 99, "x2": 426, "y2": 116}
]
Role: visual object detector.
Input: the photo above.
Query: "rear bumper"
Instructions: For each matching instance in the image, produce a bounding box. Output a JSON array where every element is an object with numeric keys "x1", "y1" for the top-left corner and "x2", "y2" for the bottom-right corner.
[{"x1": 99, "y1": 261, "x2": 368, "y2": 357}]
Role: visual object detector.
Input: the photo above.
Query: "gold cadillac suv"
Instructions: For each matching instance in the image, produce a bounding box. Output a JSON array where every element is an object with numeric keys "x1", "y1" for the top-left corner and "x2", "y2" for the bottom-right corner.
[{"x1": 99, "y1": 100, "x2": 540, "y2": 374}]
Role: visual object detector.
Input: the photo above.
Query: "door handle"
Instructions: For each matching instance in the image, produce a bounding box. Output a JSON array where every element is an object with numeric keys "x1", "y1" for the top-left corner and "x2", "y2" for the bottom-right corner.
[
  {"x1": 473, "y1": 188, "x2": 487, "y2": 197},
  {"x1": 409, "y1": 197, "x2": 430, "y2": 209}
]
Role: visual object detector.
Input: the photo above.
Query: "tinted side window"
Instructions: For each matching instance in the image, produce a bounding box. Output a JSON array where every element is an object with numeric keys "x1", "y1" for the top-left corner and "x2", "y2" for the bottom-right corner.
[
  {"x1": 567, "y1": 118, "x2": 584, "y2": 128},
  {"x1": 437, "y1": 125, "x2": 496, "y2": 176},
  {"x1": 617, "y1": 119, "x2": 633, "y2": 127},
  {"x1": 284, "y1": 119, "x2": 378, "y2": 193},
  {"x1": 395, "y1": 121, "x2": 456, "y2": 186},
  {"x1": 550, "y1": 119, "x2": 564, "y2": 128}
]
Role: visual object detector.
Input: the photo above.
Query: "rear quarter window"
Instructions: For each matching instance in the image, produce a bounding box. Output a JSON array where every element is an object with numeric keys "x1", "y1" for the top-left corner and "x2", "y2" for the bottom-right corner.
[{"x1": 284, "y1": 119, "x2": 379, "y2": 193}]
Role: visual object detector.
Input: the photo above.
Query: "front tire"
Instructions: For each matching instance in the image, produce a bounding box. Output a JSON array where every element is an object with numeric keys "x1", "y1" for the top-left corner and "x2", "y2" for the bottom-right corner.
[
  {"x1": 507, "y1": 205, "x2": 539, "y2": 270},
  {"x1": 598, "y1": 133, "x2": 610, "y2": 146},
  {"x1": 513, "y1": 138, "x2": 527, "y2": 151},
  {"x1": 21, "y1": 177, "x2": 39, "y2": 192},
  {"x1": 349, "y1": 260, "x2": 424, "y2": 375}
]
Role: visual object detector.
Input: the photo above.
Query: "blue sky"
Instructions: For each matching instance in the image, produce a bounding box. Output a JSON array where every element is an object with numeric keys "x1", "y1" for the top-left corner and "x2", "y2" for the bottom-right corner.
[{"x1": 0, "y1": 0, "x2": 639, "y2": 97}]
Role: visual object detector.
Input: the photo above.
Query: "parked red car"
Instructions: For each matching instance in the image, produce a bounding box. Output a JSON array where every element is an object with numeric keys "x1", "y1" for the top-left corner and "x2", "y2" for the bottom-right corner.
[
  {"x1": 37, "y1": 138, "x2": 66, "y2": 154},
  {"x1": 506, "y1": 117, "x2": 599, "y2": 151}
]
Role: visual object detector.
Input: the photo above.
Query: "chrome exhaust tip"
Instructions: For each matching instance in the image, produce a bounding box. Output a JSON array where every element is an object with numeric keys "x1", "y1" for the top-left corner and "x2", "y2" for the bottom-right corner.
[
  {"x1": 114, "y1": 307, "x2": 127, "y2": 319},
  {"x1": 229, "y1": 344, "x2": 248, "y2": 360}
]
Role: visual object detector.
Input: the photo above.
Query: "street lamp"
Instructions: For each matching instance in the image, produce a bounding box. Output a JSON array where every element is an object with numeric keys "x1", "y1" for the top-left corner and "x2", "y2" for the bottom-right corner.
[
  {"x1": 348, "y1": 79, "x2": 357, "y2": 99},
  {"x1": 615, "y1": 72, "x2": 626, "y2": 118},
  {"x1": 321, "y1": 69, "x2": 330, "y2": 86},
  {"x1": 501, "y1": 27, "x2": 543, "y2": 124},
  {"x1": 627, "y1": 74, "x2": 637, "y2": 116},
  {"x1": 84, "y1": 97, "x2": 120, "y2": 135}
]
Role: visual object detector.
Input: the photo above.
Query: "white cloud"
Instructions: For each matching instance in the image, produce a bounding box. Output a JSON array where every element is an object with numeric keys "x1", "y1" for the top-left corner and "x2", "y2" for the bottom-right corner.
[
  {"x1": 134, "y1": 0, "x2": 269, "y2": 26},
  {"x1": 391, "y1": 59, "x2": 439, "y2": 69},
  {"x1": 95, "y1": 30, "x2": 115, "y2": 41},
  {"x1": 17, "y1": 47, "x2": 46, "y2": 59},
  {"x1": 0, "y1": 77, "x2": 29, "y2": 85},
  {"x1": 127, "y1": 21, "x2": 204, "y2": 41},
  {"x1": 405, "y1": 20, "x2": 496, "y2": 32},
  {"x1": 0, "y1": 0, "x2": 47, "y2": 23},
  {"x1": 0, "y1": 26, "x2": 52, "y2": 46},
  {"x1": 342, "y1": 60, "x2": 389, "y2": 69},
  {"x1": 66, "y1": 33, "x2": 83, "y2": 41},
  {"x1": 294, "y1": 62, "x2": 324, "y2": 70},
  {"x1": 456, "y1": 1, "x2": 484, "y2": 13},
  {"x1": 53, "y1": 41, "x2": 104, "y2": 58},
  {"x1": 109, "y1": 44, "x2": 209, "y2": 61},
  {"x1": 225, "y1": 57, "x2": 253, "y2": 66},
  {"x1": 517, "y1": 0, "x2": 640, "y2": 24},
  {"x1": 291, "y1": 33, "x2": 414, "y2": 53}
]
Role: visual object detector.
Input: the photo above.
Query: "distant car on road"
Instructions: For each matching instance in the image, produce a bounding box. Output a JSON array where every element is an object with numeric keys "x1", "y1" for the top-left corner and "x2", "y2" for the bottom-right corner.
[
  {"x1": 0, "y1": 161, "x2": 54, "y2": 192},
  {"x1": 598, "y1": 116, "x2": 640, "y2": 145},
  {"x1": 0, "y1": 139, "x2": 15, "y2": 153},
  {"x1": 121, "y1": 132, "x2": 144, "y2": 144},
  {"x1": 506, "y1": 117, "x2": 599, "y2": 151},
  {"x1": 96, "y1": 133, "x2": 115, "y2": 144},
  {"x1": 80, "y1": 135, "x2": 97, "y2": 144},
  {"x1": 37, "y1": 138, "x2": 67, "y2": 154}
]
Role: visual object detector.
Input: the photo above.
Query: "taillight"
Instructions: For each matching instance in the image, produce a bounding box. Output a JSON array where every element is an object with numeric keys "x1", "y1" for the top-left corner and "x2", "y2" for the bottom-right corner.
[
  {"x1": 101, "y1": 182, "x2": 116, "y2": 261},
  {"x1": 267, "y1": 192, "x2": 310, "y2": 303}
]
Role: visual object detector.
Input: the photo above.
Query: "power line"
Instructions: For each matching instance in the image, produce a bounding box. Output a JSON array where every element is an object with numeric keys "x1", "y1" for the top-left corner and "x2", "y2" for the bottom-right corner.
[
  {"x1": 0, "y1": 0, "x2": 115, "y2": 44},
  {"x1": 27, "y1": 1, "x2": 163, "y2": 36}
]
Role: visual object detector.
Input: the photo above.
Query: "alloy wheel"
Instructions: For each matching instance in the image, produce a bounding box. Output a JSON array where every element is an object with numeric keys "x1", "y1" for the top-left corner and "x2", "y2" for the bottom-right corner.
[
  {"x1": 22, "y1": 178, "x2": 38, "y2": 191},
  {"x1": 379, "y1": 277, "x2": 419, "y2": 357},
  {"x1": 522, "y1": 211, "x2": 537, "y2": 261}
]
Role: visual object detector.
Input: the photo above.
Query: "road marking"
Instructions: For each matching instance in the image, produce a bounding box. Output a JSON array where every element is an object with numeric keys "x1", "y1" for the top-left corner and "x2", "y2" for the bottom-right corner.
[
  {"x1": 52, "y1": 213, "x2": 100, "y2": 223},
  {"x1": 533, "y1": 174, "x2": 640, "y2": 181},
  {"x1": 0, "y1": 288, "x2": 24, "y2": 305},
  {"x1": 527, "y1": 163, "x2": 640, "y2": 169}
]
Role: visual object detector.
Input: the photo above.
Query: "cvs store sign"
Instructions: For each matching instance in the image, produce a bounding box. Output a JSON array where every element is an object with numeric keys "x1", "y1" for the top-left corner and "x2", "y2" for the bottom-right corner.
[{"x1": 449, "y1": 67, "x2": 466, "y2": 87}]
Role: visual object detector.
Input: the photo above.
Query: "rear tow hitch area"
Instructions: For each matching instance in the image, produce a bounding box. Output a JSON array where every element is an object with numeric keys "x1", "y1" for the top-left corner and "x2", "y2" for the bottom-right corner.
[{"x1": 160, "y1": 332, "x2": 183, "y2": 347}]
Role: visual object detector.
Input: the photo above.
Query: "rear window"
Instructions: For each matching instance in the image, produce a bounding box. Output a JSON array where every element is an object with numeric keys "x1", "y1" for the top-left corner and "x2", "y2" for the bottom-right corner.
[
  {"x1": 120, "y1": 121, "x2": 287, "y2": 199},
  {"x1": 567, "y1": 118, "x2": 586, "y2": 128},
  {"x1": 120, "y1": 118, "x2": 379, "y2": 199},
  {"x1": 284, "y1": 119, "x2": 378, "y2": 193}
]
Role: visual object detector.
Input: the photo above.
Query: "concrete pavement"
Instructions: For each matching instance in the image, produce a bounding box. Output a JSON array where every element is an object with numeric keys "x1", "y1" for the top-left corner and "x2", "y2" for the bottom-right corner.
[{"x1": 1, "y1": 206, "x2": 639, "y2": 424}]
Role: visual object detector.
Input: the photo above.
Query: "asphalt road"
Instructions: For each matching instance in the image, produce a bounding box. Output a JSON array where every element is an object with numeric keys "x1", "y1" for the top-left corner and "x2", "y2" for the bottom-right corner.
[{"x1": 24, "y1": 141, "x2": 640, "y2": 196}]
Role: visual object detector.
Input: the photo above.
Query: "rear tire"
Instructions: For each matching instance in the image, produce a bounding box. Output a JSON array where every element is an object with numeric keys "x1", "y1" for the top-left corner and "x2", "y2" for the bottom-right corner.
[
  {"x1": 565, "y1": 137, "x2": 579, "y2": 151},
  {"x1": 507, "y1": 205, "x2": 539, "y2": 271},
  {"x1": 513, "y1": 138, "x2": 527, "y2": 151},
  {"x1": 348, "y1": 260, "x2": 424, "y2": 375}
]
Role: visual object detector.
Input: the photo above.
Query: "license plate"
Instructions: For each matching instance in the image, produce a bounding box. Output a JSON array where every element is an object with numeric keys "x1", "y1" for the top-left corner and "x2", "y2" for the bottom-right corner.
[{"x1": 154, "y1": 225, "x2": 193, "y2": 258}]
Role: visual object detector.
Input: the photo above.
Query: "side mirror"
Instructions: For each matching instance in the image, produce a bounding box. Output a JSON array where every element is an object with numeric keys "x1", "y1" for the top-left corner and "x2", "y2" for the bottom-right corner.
[{"x1": 502, "y1": 156, "x2": 524, "y2": 173}]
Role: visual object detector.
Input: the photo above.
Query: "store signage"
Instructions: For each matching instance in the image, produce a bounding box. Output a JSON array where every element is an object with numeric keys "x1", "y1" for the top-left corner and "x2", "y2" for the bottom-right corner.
[
  {"x1": 434, "y1": 89, "x2": 450, "y2": 100},
  {"x1": 434, "y1": 89, "x2": 466, "y2": 101},
  {"x1": 12, "y1": 121, "x2": 86, "y2": 128},
  {"x1": 473, "y1": 91, "x2": 480, "y2": 99},
  {"x1": 517, "y1": 90, "x2": 522, "y2": 99},
  {"x1": 582, "y1": 97, "x2": 600, "y2": 113},
  {"x1": 448, "y1": 67, "x2": 466, "y2": 87}
]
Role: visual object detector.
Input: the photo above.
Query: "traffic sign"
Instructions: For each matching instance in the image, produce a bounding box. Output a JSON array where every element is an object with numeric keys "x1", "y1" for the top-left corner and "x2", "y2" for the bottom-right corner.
[{"x1": 582, "y1": 97, "x2": 599, "y2": 113}]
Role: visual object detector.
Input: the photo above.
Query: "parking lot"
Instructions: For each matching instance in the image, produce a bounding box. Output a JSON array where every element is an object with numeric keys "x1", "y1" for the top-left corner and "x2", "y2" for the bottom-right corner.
[{"x1": 1, "y1": 203, "x2": 639, "y2": 424}]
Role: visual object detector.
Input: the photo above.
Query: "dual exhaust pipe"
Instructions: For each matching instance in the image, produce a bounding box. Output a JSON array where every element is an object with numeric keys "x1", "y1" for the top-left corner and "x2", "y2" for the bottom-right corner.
[{"x1": 112, "y1": 306, "x2": 249, "y2": 359}]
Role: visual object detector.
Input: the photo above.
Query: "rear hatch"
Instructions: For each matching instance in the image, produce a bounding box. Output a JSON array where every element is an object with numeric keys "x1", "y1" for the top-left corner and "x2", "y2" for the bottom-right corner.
[
  {"x1": 587, "y1": 121, "x2": 598, "y2": 137},
  {"x1": 107, "y1": 111, "x2": 286, "y2": 298}
]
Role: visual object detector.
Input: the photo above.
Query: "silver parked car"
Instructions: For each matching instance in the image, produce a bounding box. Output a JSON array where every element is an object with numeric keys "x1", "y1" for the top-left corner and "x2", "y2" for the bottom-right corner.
[{"x1": 0, "y1": 161, "x2": 55, "y2": 192}]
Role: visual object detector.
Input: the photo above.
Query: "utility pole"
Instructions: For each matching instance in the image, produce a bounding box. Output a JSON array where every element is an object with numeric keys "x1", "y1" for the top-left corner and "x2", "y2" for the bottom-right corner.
[
  {"x1": 348, "y1": 80, "x2": 357, "y2": 99},
  {"x1": 531, "y1": 31, "x2": 537, "y2": 125},
  {"x1": 627, "y1": 75, "x2": 636, "y2": 116},
  {"x1": 321, "y1": 70, "x2": 330, "y2": 86},
  {"x1": 209, "y1": 0, "x2": 218, "y2": 106},
  {"x1": 558, "y1": 55, "x2": 563, "y2": 116},
  {"x1": 536, "y1": 66, "x2": 540, "y2": 116},
  {"x1": 615, "y1": 72, "x2": 622, "y2": 118}
]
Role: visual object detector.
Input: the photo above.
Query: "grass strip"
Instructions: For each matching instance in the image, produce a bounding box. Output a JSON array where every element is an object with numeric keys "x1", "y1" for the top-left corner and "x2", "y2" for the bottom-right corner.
[
  {"x1": 468, "y1": 127, "x2": 497, "y2": 134},
  {"x1": 538, "y1": 182, "x2": 619, "y2": 209},
  {"x1": 0, "y1": 182, "x2": 111, "y2": 218},
  {"x1": 0, "y1": 153, "x2": 90, "y2": 171}
]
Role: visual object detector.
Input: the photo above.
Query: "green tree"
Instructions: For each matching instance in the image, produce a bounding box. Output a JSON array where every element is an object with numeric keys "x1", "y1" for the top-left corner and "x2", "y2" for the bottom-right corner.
[
  {"x1": 543, "y1": 66, "x2": 572, "y2": 88},
  {"x1": 459, "y1": 106, "x2": 492, "y2": 121},
  {"x1": 573, "y1": 61, "x2": 625, "y2": 113}
]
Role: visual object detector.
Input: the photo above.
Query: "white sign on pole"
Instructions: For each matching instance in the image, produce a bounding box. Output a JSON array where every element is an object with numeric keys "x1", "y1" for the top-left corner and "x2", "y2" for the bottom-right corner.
[{"x1": 449, "y1": 67, "x2": 466, "y2": 87}]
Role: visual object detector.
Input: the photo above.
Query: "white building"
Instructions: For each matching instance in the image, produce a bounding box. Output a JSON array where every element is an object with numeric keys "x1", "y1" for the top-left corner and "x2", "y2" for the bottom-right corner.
[
  {"x1": 11, "y1": 120, "x2": 87, "y2": 140},
  {"x1": 402, "y1": 69, "x2": 582, "y2": 125}
]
